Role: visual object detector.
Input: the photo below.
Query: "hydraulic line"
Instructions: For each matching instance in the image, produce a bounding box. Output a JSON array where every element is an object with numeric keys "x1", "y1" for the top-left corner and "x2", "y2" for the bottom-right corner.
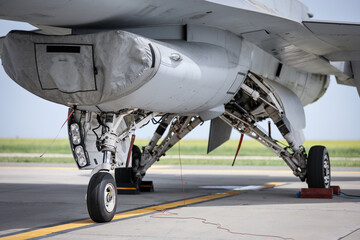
[
  {"x1": 126, "y1": 134, "x2": 136, "y2": 168},
  {"x1": 232, "y1": 133, "x2": 244, "y2": 166}
]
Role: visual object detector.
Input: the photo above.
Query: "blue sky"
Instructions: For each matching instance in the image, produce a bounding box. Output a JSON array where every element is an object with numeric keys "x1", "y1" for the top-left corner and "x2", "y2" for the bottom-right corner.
[{"x1": 0, "y1": 0, "x2": 359, "y2": 140}]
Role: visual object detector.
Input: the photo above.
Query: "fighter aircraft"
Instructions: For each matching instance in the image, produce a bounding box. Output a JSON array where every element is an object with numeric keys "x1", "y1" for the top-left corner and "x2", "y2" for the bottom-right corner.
[{"x1": 0, "y1": 0, "x2": 359, "y2": 222}]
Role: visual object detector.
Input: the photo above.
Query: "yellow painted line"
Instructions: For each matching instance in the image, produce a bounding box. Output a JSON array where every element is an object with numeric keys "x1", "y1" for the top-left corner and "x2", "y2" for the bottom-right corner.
[
  {"x1": 332, "y1": 171, "x2": 360, "y2": 174},
  {"x1": 116, "y1": 187, "x2": 137, "y2": 190},
  {"x1": 0, "y1": 220, "x2": 94, "y2": 240},
  {"x1": 0, "y1": 182, "x2": 284, "y2": 240}
]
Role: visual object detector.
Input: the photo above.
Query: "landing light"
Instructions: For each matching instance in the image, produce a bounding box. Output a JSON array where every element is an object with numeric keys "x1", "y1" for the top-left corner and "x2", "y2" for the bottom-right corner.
[
  {"x1": 70, "y1": 123, "x2": 81, "y2": 145},
  {"x1": 75, "y1": 145, "x2": 87, "y2": 167}
]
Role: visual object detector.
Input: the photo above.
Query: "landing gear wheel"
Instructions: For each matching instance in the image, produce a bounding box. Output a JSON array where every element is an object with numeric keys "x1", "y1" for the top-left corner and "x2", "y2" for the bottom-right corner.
[
  {"x1": 115, "y1": 145, "x2": 141, "y2": 184},
  {"x1": 306, "y1": 146, "x2": 331, "y2": 188},
  {"x1": 87, "y1": 172, "x2": 117, "y2": 222}
]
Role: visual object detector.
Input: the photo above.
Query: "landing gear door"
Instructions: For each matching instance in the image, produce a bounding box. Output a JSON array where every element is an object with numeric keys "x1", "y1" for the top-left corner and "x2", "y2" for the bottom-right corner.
[
  {"x1": 266, "y1": 80, "x2": 306, "y2": 130},
  {"x1": 207, "y1": 117, "x2": 232, "y2": 153}
]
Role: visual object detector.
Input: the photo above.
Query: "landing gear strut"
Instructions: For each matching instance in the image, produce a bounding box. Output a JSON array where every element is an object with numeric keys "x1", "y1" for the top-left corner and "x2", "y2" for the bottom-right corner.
[{"x1": 220, "y1": 72, "x2": 332, "y2": 185}]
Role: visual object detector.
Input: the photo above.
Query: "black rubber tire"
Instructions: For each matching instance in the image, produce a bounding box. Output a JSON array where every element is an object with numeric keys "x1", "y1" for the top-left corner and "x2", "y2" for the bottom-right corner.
[
  {"x1": 115, "y1": 145, "x2": 141, "y2": 184},
  {"x1": 132, "y1": 145, "x2": 142, "y2": 164},
  {"x1": 306, "y1": 146, "x2": 331, "y2": 188},
  {"x1": 87, "y1": 172, "x2": 117, "y2": 222}
]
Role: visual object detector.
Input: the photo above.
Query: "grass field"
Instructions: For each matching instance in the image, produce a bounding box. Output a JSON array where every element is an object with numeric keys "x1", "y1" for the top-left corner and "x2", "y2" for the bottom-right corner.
[{"x1": 0, "y1": 138, "x2": 359, "y2": 166}]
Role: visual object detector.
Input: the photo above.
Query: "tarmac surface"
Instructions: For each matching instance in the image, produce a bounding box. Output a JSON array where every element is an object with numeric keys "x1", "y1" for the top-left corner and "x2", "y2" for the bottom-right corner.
[{"x1": 0, "y1": 163, "x2": 359, "y2": 240}]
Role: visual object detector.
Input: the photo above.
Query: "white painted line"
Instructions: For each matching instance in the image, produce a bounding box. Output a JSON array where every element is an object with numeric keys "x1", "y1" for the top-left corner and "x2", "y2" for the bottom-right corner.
[{"x1": 199, "y1": 185, "x2": 265, "y2": 191}]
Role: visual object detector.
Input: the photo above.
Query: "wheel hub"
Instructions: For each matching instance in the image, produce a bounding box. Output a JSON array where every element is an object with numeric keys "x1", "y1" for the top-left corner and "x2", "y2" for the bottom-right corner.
[
  {"x1": 104, "y1": 183, "x2": 116, "y2": 213},
  {"x1": 323, "y1": 155, "x2": 331, "y2": 188}
]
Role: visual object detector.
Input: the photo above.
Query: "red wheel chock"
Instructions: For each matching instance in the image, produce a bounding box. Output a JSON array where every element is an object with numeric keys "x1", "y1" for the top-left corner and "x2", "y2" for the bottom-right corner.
[{"x1": 299, "y1": 186, "x2": 340, "y2": 199}]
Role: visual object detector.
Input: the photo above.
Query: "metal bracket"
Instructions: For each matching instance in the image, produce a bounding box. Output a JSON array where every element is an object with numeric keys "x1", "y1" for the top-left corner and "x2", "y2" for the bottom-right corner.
[{"x1": 90, "y1": 163, "x2": 112, "y2": 177}]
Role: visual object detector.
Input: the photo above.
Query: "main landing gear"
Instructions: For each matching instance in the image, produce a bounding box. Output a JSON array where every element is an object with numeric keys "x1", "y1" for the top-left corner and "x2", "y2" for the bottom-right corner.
[
  {"x1": 220, "y1": 72, "x2": 331, "y2": 188},
  {"x1": 306, "y1": 146, "x2": 331, "y2": 188},
  {"x1": 115, "y1": 145, "x2": 143, "y2": 194}
]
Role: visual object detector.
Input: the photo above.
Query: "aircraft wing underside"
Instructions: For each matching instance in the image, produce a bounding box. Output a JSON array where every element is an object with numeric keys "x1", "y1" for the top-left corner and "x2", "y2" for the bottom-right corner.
[
  {"x1": 303, "y1": 21, "x2": 360, "y2": 91},
  {"x1": 243, "y1": 19, "x2": 360, "y2": 91}
]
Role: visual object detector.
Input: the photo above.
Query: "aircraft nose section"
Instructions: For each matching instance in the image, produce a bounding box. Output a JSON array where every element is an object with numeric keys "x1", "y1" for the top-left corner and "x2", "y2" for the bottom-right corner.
[{"x1": 1, "y1": 30, "x2": 159, "y2": 107}]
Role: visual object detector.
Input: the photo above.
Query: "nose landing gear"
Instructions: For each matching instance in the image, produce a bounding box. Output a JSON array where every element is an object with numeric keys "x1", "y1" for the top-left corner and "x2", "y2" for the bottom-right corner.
[{"x1": 87, "y1": 172, "x2": 117, "y2": 222}]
